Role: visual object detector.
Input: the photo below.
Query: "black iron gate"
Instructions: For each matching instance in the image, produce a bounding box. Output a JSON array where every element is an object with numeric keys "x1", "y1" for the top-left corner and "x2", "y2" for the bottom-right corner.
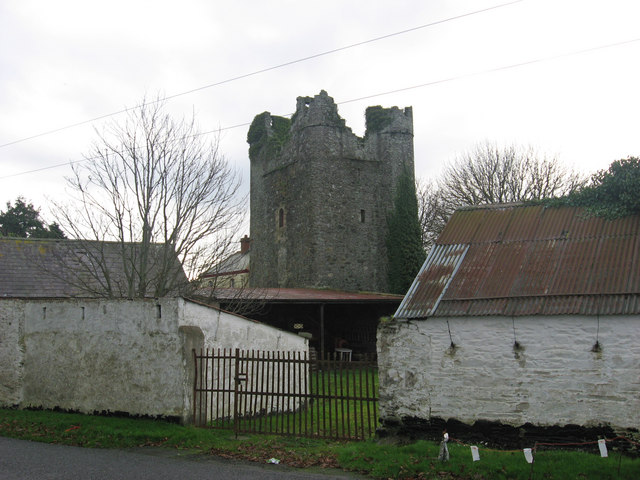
[{"x1": 193, "y1": 348, "x2": 378, "y2": 440}]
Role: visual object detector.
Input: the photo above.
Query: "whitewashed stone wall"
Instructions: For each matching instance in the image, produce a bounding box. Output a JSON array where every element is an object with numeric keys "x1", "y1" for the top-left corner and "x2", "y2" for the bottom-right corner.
[
  {"x1": 378, "y1": 315, "x2": 640, "y2": 430},
  {"x1": 17, "y1": 298, "x2": 190, "y2": 420},
  {"x1": 181, "y1": 299, "x2": 308, "y2": 352},
  {"x1": 0, "y1": 300, "x2": 24, "y2": 405},
  {"x1": 0, "y1": 297, "x2": 306, "y2": 423}
]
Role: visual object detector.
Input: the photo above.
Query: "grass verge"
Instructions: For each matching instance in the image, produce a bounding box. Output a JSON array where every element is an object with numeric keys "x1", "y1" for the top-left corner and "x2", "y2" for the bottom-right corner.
[{"x1": 1, "y1": 408, "x2": 638, "y2": 479}]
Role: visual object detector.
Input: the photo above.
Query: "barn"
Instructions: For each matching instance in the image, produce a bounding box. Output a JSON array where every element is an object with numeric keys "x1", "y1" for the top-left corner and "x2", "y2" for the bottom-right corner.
[{"x1": 377, "y1": 204, "x2": 640, "y2": 445}]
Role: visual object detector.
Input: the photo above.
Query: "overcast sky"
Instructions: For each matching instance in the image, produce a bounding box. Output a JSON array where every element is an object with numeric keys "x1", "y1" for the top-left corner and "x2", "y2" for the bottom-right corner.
[{"x1": 2, "y1": 0, "x2": 640, "y2": 230}]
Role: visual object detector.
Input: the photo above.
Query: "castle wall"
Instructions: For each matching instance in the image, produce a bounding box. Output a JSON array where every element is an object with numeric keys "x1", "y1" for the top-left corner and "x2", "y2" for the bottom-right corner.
[{"x1": 249, "y1": 91, "x2": 414, "y2": 292}]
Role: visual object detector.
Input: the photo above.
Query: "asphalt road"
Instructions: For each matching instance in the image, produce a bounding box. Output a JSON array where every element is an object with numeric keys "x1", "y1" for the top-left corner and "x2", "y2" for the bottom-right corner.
[{"x1": 0, "y1": 437, "x2": 363, "y2": 479}]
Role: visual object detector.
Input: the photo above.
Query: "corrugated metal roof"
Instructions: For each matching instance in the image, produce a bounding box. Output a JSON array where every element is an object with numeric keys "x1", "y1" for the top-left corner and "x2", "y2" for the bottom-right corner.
[
  {"x1": 395, "y1": 205, "x2": 640, "y2": 318},
  {"x1": 195, "y1": 287, "x2": 403, "y2": 303},
  {"x1": 395, "y1": 244, "x2": 468, "y2": 318}
]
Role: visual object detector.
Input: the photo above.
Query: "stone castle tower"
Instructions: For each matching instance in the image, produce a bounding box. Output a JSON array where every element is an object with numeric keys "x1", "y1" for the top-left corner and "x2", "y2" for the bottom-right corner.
[{"x1": 248, "y1": 90, "x2": 414, "y2": 292}]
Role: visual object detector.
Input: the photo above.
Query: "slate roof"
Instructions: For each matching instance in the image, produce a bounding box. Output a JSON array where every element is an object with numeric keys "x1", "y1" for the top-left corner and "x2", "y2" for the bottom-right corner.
[
  {"x1": 0, "y1": 237, "x2": 188, "y2": 298},
  {"x1": 395, "y1": 204, "x2": 640, "y2": 318}
]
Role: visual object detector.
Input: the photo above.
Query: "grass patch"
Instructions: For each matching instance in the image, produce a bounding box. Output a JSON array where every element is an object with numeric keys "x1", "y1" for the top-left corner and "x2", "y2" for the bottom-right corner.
[
  {"x1": 1, "y1": 408, "x2": 639, "y2": 479},
  {"x1": 231, "y1": 366, "x2": 379, "y2": 439}
]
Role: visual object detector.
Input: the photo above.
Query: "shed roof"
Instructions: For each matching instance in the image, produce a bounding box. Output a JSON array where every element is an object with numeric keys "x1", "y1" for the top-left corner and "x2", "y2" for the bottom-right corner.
[
  {"x1": 395, "y1": 204, "x2": 640, "y2": 318},
  {"x1": 0, "y1": 237, "x2": 187, "y2": 298},
  {"x1": 193, "y1": 287, "x2": 403, "y2": 304}
]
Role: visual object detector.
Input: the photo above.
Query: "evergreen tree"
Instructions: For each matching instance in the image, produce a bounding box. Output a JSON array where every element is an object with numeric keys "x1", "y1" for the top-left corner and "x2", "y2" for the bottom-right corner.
[
  {"x1": 386, "y1": 168, "x2": 426, "y2": 294},
  {"x1": 0, "y1": 197, "x2": 66, "y2": 238},
  {"x1": 560, "y1": 156, "x2": 640, "y2": 218}
]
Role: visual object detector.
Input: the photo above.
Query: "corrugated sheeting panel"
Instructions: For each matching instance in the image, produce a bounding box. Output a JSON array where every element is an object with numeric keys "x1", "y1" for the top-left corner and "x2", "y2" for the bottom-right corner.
[
  {"x1": 394, "y1": 244, "x2": 468, "y2": 318},
  {"x1": 397, "y1": 205, "x2": 640, "y2": 318}
]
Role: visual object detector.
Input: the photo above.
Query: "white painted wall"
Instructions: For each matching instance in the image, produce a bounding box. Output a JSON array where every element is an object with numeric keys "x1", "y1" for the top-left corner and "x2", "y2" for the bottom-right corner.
[
  {"x1": 0, "y1": 297, "x2": 306, "y2": 423},
  {"x1": 0, "y1": 300, "x2": 24, "y2": 405},
  {"x1": 378, "y1": 315, "x2": 640, "y2": 430},
  {"x1": 181, "y1": 299, "x2": 308, "y2": 353},
  {"x1": 18, "y1": 298, "x2": 188, "y2": 419}
]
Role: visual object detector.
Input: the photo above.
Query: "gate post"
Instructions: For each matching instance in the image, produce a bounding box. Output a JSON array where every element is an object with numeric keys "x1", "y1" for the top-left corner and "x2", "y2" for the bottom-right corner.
[{"x1": 178, "y1": 326, "x2": 204, "y2": 425}]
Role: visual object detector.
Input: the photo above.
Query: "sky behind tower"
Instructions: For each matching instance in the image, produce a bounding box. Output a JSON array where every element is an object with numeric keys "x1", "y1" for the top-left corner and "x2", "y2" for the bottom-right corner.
[{"x1": 2, "y1": 0, "x2": 640, "y2": 226}]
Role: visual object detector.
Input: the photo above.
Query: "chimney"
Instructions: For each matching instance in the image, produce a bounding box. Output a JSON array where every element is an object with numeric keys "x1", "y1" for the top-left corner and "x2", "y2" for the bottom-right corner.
[{"x1": 240, "y1": 235, "x2": 251, "y2": 254}]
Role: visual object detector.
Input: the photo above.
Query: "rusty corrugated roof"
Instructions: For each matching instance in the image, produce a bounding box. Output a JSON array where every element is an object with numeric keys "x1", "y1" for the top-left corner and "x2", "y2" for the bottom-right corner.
[
  {"x1": 194, "y1": 287, "x2": 403, "y2": 303},
  {"x1": 395, "y1": 204, "x2": 640, "y2": 318}
]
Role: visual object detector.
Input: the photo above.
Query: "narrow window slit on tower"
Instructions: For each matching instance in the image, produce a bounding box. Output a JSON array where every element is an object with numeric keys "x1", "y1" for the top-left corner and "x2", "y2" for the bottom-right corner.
[
  {"x1": 360, "y1": 209, "x2": 366, "y2": 223},
  {"x1": 279, "y1": 208, "x2": 285, "y2": 228}
]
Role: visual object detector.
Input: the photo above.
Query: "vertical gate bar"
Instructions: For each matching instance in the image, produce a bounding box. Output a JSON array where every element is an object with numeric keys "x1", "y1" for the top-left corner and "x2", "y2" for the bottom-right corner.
[
  {"x1": 339, "y1": 355, "x2": 347, "y2": 439},
  {"x1": 268, "y1": 351, "x2": 275, "y2": 434},
  {"x1": 249, "y1": 350, "x2": 255, "y2": 433},
  {"x1": 297, "y1": 351, "x2": 303, "y2": 436},
  {"x1": 364, "y1": 357, "x2": 372, "y2": 438},
  {"x1": 233, "y1": 348, "x2": 240, "y2": 438},
  {"x1": 369, "y1": 361, "x2": 377, "y2": 438},
  {"x1": 345, "y1": 360, "x2": 352, "y2": 440},
  {"x1": 242, "y1": 350, "x2": 248, "y2": 432},
  {"x1": 331, "y1": 353, "x2": 338, "y2": 438},
  {"x1": 286, "y1": 350, "x2": 292, "y2": 435},
  {"x1": 210, "y1": 349, "x2": 215, "y2": 427},
  {"x1": 211, "y1": 348, "x2": 220, "y2": 428},
  {"x1": 215, "y1": 348, "x2": 221, "y2": 427},
  {"x1": 278, "y1": 351, "x2": 284, "y2": 434},
  {"x1": 272, "y1": 351, "x2": 278, "y2": 434},
  {"x1": 204, "y1": 348, "x2": 209, "y2": 427},
  {"x1": 259, "y1": 350, "x2": 266, "y2": 434},
  {"x1": 318, "y1": 353, "x2": 324, "y2": 437},
  {"x1": 225, "y1": 348, "x2": 230, "y2": 427},
  {"x1": 259, "y1": 351, "x2": 267, "y2": 434},
  {"x1": 228, "y1": 348, "x2": 233, "y2": 428},
  {"x1": 214, "y1": 349, "x2": 221, "y2": 427},
  {"x1": 305, "y1": 350, "x2": 312, "y2": 437},
  {"x1": 358, "y1": 359, "x2": 365, "y2": 439},
  {"x1": 252, "y1": 350, "x2": 258, "y2": 433},
  {"x1": 256, "y1": 351, "x2": 262, "y2": 433},
  {"x1": 323, "y1": 353, "x2": 330, "y2": 438}
]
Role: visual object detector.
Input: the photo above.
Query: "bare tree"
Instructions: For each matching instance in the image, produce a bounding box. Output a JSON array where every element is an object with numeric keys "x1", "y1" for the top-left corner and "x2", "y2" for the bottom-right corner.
[
  {"x1": 418, "y1": 141, "x2": 587, "y2": 250},
  {"x1": 415, "y1": 178, "x2": 449, "y2": 252},
  {"x1": 54, "y1": 97, "x2": 245, "y2": 298}
]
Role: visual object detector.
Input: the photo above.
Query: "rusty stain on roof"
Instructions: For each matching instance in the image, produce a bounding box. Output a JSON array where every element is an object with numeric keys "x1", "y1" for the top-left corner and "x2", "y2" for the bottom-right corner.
[
  {"x1": 195, "y1": 287, "x2": 404, "y2": 303},
  {"x1": 396, "y1": 205, "x2": 640, "y2": 318}
]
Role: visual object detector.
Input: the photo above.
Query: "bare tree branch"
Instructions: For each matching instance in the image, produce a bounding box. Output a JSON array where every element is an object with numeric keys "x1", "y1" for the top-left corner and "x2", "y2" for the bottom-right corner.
[
  {"x1": 53, "y1": 95, "x2": 246, "y2": 298},
  {"x1": 417, "y1": 141, "x2": 588, "y2": 251}
]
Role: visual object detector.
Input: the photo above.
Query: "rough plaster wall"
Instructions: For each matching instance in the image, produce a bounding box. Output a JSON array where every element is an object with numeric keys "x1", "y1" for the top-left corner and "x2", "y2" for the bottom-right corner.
[
  {"x1": 181, "y1": 300, "x2": 307, "y2": 352},
  {"x1": 378, "y1": 315, "x2": 640, "y2": 430},
  {"x1": 0, "y1": 300, "x2": 25, "y2": 405},
  {"x1": 21, "y1": 298, "x2": 187, "y2": 418}
]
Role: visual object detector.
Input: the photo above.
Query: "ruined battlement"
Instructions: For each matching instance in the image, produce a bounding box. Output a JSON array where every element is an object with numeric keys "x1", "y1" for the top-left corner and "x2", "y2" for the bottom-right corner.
[{"x1": 248, "y1": 91, "x2": 415, "y2": 292}]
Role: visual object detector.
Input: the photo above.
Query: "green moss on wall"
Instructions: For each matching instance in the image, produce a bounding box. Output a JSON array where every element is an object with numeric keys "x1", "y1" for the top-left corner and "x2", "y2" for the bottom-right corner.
[
  {"x1": 365, "y1": 106, "x2": 394, "y2": 135},
  {"x1": 247, "y1": 112, "x2": 291, "y2": 160}
]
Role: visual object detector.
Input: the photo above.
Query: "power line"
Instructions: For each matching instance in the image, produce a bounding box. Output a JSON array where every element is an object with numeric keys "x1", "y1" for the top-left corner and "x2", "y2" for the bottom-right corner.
[
  {"x1": 2, "y1": 35, "x2": 638, "y2": 181},
  {"x1": 0, "y1": 0, "x2": 523, "y2": 150},
  {"x1": 336, "y1": 37, "x2": 640, "y2": 106}
]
